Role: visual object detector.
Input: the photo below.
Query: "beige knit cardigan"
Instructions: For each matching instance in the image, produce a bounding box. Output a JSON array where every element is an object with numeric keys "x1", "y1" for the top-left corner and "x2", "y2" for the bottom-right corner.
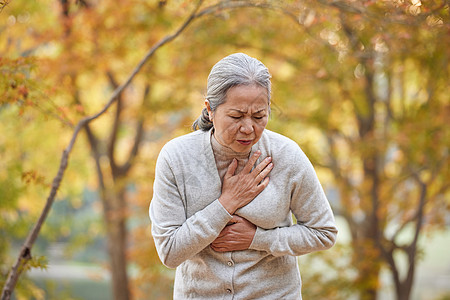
[{"x1": 149, "y1": 128, "x2": 338, "y2": 299}]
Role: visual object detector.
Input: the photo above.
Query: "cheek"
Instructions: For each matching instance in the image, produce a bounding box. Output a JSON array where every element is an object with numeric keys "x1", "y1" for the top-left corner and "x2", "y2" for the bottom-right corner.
[
  {"x1": 255, "y1": 120, "x2": 268, "y2": 133},
  {"x1": 225, "y1": 124, "x2": 240, "y2": 138},
  {"x1": 217, "y1": 121, "x2": 239, "y2": 139}
]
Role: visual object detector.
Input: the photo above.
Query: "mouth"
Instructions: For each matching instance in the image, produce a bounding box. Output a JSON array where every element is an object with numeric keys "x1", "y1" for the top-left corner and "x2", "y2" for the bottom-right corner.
[{"x1": 237, "y1": 139, "x2": 253, "y2": 146}]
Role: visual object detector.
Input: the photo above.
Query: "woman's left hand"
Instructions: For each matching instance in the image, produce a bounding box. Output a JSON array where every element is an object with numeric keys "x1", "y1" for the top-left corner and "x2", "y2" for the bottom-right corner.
[{"x1": 210, "y1": 215, "x2": 256, "y2": 252}]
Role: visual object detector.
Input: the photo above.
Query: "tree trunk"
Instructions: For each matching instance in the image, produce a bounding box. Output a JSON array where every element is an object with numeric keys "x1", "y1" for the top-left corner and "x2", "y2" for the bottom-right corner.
[
  {"x1": 84, "y1": 125, "x2": 131, "y2": 300},
  {"x1": 396, "y1": 283, "x2": 412, "y2": 300},
  {"x1": 352, "y1": 237, "x2": 380, "y2": 300},
  {"x1": 102, "y1": 187, "x2": 130, "y2": 300}
]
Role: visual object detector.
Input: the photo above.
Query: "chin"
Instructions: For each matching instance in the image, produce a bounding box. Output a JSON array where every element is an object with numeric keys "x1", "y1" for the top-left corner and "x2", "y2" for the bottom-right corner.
[{"x1": 232, "y1": 143, "x2": 253, "y2": 153}]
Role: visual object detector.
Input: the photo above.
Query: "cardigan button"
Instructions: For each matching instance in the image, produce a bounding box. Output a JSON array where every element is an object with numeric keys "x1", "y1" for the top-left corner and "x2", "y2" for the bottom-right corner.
[
  {"x1": 227, "y1": 261, "x2": 233, "y2": 266},
  {"x1": 226, "y1": 289, "x2": 232, "y2": 293}
]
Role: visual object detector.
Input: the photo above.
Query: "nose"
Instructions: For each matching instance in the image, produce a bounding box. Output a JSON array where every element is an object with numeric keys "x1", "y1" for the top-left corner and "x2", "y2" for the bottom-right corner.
[{"x1": 239, "y1": 119, "x2": 254, "y2": 135}]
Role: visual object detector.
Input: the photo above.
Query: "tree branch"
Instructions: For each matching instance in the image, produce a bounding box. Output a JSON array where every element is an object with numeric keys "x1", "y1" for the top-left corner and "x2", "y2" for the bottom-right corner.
[
  {"x1": 116, "y1": 84, "x2": 150, "y2": 177},
  {"x1": 117, "y1": 118, "x2": 144, "y2": 177},
  {"x1": 84, "y1": 123, "x2": 106, "y2": 191},
  {"x1": 0, "y1": 0, "x2": 11, "y2": 13},
  {"x1": 106, "y1": 71, "x2": 122, "y2": 173},
  {"x1": 401, "y1": 170, "x2": 428, "y2": 295}
]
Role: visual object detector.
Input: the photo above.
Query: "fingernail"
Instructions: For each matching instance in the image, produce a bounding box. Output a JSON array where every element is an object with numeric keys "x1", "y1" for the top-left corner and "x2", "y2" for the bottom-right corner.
[{"x1": 266, "y1": 157, "x2": 272, "y2": 162}]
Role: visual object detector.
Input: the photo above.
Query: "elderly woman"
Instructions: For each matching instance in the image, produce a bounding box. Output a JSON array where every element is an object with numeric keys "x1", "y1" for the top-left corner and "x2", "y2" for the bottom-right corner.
[{"x1": 150, "y1": 53, "x2": 338, "y2": 299}]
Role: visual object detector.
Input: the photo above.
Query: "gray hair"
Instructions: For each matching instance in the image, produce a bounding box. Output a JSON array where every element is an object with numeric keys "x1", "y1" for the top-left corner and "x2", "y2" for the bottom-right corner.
[{"x1": 192, "y1": 53, "x2": 271, "y2": 131}]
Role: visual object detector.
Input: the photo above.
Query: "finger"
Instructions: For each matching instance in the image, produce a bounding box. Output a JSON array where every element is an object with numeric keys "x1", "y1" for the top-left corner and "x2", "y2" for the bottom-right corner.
[
  {"x1": 256, "y1": 177, "x2": 270, "y2": 190},
  {"x1": 210, "y1": 244, "x2": 221, "y2": 252},
  {"x1": 226, "y1": 220, "x2": 237, "y2": 226},
  {"x1": 232, "y1": 216, "x2": 249, "y2": 227},
  {"x1": 224, "y1": 158, "x2": 238, "y2": 179},
  {"x1": 251, "y1": 156, "x2": 272, "y2": 177},
  {"x1": 255, "y1": 162, "x2": 273, "y2": 182},
  {"x1": 211, "y1": 245, "x2": 227, "y2": 252},
  {"x1": 251, "y1": 177, "x2": 270, "y2": 197},
  {"x1": 226, "y1": 215, "x2": 240, "y2": 226},
  {"x1": 234, "y1": 215, "x2": 252, "y2": 226},
  {"x1": 211, "y1": 239, "x2": 228, "y2": 249},
  {"x1": 216, "y1": 230, "x2": 227, "y2": 238},
  {"x1": 231, "y1": 215, "x2": 243, "y2": 223},
  {"x1": 242, "y1": 151, "x2": 261, "y2": 173}
]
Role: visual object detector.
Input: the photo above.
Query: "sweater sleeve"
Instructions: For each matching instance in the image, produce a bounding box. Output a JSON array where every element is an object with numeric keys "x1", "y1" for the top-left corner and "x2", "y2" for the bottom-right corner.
[
  {"x1": 249, "y1": 147, "x2": 338, "y2": 256},
  {"x1": 149, "y1": 148, "x2": 233, "y2": 268}
]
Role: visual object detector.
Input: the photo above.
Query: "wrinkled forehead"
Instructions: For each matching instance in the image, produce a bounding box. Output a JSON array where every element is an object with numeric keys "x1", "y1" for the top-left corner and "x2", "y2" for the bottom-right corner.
[
  {"x1": 222, "y1": 85, "x2": 270, "y2": 111},
  {"x1": 226, "y1": 104, "x2": 269, "y2": 115}
]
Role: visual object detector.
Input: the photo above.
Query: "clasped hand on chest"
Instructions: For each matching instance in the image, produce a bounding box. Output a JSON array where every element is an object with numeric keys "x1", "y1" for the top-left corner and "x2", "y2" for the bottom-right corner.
[{"x1": 212, "y1": 151, "x2": 273, "y2": 252}]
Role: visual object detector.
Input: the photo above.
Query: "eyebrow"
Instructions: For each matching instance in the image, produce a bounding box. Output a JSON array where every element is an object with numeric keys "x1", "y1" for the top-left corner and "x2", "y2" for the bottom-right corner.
[{"x1": 229, "y1": 109, "x2": 266, "y2": 114}]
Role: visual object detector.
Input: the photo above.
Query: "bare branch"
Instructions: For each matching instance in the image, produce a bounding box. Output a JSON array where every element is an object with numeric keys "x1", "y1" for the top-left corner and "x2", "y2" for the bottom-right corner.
[
  {"x1": 84, "y1": 124, "x2": 105, "y2": 190},
  {"x1": 0, "y1": 0, "x2": 11, "y2": 13},
  {"x1": 117, "y1": 119, "x2": 145, "y2": 177},
  {"x1": 195, "y1": 0, "x2": 277, "y2": 18},
  {"x1": 378, "y1": 236, "x2": 402, "y2": 294},
  {"x1": 73, "y1": 87, "x2": 107, "y2": 192},
  {"x1": 318, "y1": 0, "x2": 449, "y2": 26},
  {"x1": 0, "y1": 147, "x2": 69, "y2": 300},
  {"x1": 409, "y1": 171, "x2": 428, "y2": 250},
  {"x1": 390, "y1": 157, "x2": 448, "y2": 242},
  {"x1": 116, "y1": 85, "x2": 150, "y2": 177},
  {"x1": 403, "y1": 170, "x2": 428, "y2": 294},
  {"x1": 106, "y1": 71, "x2": 122, "y2": 172}
]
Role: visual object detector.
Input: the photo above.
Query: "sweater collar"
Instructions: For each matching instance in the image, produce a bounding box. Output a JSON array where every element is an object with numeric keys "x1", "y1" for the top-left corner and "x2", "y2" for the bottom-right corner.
[{"x1": 210, "y1": 130, "x2": 251, "y2": 160}]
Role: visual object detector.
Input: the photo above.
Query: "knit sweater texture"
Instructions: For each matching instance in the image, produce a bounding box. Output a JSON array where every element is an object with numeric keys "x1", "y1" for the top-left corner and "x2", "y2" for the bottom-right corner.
[{"x1": 149, "y1": 128, "x2": 338, "y2": 299}]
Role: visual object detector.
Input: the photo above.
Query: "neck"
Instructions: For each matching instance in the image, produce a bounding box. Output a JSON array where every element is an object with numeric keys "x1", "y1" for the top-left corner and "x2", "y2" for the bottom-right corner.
[
  {"x1": 211, "y1": 132, "x2": 251, "y2": 158},
  {"x1": 210, "y1": 131, "x2": 250, "y2": 182}
]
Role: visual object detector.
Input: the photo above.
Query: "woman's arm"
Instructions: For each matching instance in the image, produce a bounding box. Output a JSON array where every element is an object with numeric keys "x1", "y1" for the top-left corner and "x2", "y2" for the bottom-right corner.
[
  {"x1": 210, "y1": 215, "x2": 256, "y2": 252},
  {"x1": 210, "y1": 145, "x2": 337, "y2": 255},
  {"x1": 249, "y1": 149, "x2": 338, "y2": 256},
  {"x1": 150, "y1": 150, "x2": 232, "y2": 268}
]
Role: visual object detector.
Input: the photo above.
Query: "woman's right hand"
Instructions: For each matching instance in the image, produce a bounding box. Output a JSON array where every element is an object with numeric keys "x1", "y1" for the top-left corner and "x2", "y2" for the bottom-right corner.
[{"x1": 219, "y1": 151, "x2": 273, "y2": 215}]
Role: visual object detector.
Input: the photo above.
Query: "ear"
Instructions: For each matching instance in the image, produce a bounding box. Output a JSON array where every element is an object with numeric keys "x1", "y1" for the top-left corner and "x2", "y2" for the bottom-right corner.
[{"x1": 205, "y1": 100, "x2": 213, "y2": 121}]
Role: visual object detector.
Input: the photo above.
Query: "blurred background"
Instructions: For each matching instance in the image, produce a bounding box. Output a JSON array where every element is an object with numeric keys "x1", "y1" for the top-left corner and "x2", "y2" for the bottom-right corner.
[{"x1": 1, "y1": 0, "x2": 449, "y2": 299}]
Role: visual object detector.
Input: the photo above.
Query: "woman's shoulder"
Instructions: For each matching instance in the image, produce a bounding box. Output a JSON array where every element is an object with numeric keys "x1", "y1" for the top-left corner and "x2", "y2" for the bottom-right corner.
[
  {"x1": 260, "y1": 129, "x2": 311, "y2": 169},
  {"x1": 261, "y1": 129, "x2": 302, "y2": 153},
  {"x1": 160, "y1": 129, "x2": 208, "y2": 157}
]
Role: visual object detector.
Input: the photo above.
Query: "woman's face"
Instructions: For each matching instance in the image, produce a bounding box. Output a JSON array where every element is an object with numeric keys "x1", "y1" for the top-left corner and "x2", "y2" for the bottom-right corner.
[{"x1": 206, "y1": 84, "x2": 269, "y2": 153}]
